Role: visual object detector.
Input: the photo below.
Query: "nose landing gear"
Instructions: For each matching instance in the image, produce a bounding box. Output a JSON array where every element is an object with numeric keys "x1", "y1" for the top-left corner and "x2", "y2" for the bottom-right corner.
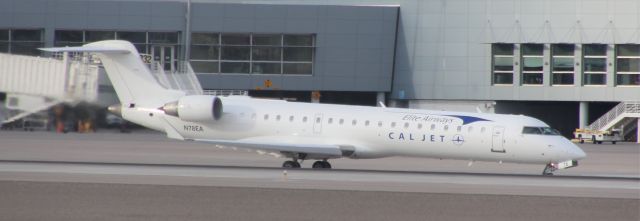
[{"x1": 542, "y1": 163, "x2": 557, "y2": 176}]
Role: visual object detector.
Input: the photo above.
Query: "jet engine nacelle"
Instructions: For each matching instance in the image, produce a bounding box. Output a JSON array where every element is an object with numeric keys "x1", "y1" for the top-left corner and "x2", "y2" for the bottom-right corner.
[{"x1": 162, "y1": 95, "x2": 223, "y2": 122}]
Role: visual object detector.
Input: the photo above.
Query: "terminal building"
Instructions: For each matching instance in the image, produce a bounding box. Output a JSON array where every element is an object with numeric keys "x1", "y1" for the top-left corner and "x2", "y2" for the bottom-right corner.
[{"x1": 0, "y1": 0, "x2": 638, "y2": 139}]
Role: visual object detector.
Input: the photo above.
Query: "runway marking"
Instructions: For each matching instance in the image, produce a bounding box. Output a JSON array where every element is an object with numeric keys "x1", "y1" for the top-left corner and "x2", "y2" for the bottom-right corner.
[{"x1": 0, "y1": 159, "x2": 637, "y2": 181}]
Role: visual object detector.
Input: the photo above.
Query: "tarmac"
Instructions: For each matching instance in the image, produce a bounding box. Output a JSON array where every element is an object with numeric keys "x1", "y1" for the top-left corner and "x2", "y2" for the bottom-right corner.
[{"x1": 0, "y1": 130, "x2": 638, "y2": 220}]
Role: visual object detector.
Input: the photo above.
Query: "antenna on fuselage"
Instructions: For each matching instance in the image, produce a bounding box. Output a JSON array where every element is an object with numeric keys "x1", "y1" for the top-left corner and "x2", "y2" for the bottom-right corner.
[{"x1": 378, "y1": 101, "x2": 387, "y2": 108}]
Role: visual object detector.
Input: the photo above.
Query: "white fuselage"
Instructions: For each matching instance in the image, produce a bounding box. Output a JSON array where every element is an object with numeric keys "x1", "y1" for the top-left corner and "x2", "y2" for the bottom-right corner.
[
  {"x1": 152, "y1": 96, "x2": 583, "y2": 164},
  {"x1": 41, "y1": 40, "x2": 586, "y2": 171}
]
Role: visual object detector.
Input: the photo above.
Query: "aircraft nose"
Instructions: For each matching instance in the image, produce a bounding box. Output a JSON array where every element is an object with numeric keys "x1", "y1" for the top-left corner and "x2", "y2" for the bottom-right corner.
[
  {"x1": 558, "y1": 138, "x2": 586, "y2": 160},
  {"x1": 564, "y1": 140, "x2": 586, "y2": 160},
  {"x1": 572, "y1": 145, "x2": 587, "y2": 160}
]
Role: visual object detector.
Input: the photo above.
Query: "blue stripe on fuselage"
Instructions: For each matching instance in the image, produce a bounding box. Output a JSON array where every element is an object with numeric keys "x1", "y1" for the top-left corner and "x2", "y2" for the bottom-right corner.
[{"x1": 444, "y1": 115, "x2": 491, "y2": 125}]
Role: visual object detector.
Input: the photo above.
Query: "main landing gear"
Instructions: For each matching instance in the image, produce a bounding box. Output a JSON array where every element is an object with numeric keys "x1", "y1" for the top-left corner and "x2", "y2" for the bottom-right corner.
[
  {"x1": 542, "y1": 163, "x2": 557, "y2": 176},
  {"x1": 281, "y1": 160, "x2": 332, "y2": 169},
  {"x1": 312, "y1": 160, "x2": 332, "y2": 169},
  {"x1": 282, "y1": 160, "x2": 301, "y2": 168}
]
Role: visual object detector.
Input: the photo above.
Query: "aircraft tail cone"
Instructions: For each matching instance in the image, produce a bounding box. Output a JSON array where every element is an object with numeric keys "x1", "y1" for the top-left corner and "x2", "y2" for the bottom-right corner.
[{"x1": 107, "y1": 104, "x2": 122, "y2": 117}]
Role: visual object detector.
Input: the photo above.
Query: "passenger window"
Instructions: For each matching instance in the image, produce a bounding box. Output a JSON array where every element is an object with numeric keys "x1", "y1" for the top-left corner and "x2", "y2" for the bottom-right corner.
[
  {"x1": 352, "y1": 119, "x2": 357, "y2": 126},
  {"x1": 417, "y1": 123, "x2": 423, "y2": 129},
  {"x1": 365, "y1": 120, "x2": 370, "y2": 126},
  {"x1": 378, "y1": 121, "x2": 383, "y2": 127},
  {"x1": 316, "y1": 117, "x2": 321, "y2": 123},
  {"x1": 339, "y1": 119, "x2": 344, "y2": 125},
  {"x1": 444, "y1": 125, "x2": 449, "y2": 131},
  {"x1": 328, "y1": 118, "x2": 333, "y2": 124},
  {"x1": 481, "y1": 127, "x2": 486, "y2": 133},
  {"x1": 430, "y1": 124, "x2": 435, "y2": 130},
  {"x1": 303, "y1": 116, "x2": 308, "y2": 122},
  {"x1": 457, "y1": 126, "x2": 462, "y2": 132},
  {"x1": 391, "y1": 122, "x2": 396, "y2": 128},
  {"x1": 289, "y1": 116, "x2": 294, "y2": 122},
  {"x1": 404, "y1": 122, "x2": 409, "y2": 128},
  {"x1": 276, "y1": 115, "x2": 281, "y2": 121},
  {"x1": 264, "y1": 114, "x2": 269, "y2": 120}
]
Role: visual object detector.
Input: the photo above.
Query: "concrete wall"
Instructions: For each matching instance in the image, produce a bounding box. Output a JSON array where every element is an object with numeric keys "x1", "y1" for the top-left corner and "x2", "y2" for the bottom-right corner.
[
  {"x1": 2, "y1": 0, "x2": 638, "y2": 102},
  {"x1": 391, "y1": 0, "x2": 640, "y2": 102}
]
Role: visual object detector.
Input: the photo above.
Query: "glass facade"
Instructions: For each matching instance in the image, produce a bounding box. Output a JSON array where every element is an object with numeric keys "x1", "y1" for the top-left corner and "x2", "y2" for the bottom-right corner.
[
  {"x1": 190, "y1": 33, "x2": 315, "y2": 75},
  {"x1": 583, "y1": 44, "x2": 607, "y2": 85},
  {"x1": 521, "y1": 44, "x2": 544, "y2": 85},
  {"x1": 0, "y1": 29, "x2": 44, "y2": 56},
  {"x1": 491, "y1": 43, "x2": 640, "y2": 87},
  {"x1": 551, "y1": 44, "x2": 575, "y2": 85},
  {"x1": 492, "y1": 44, "x2": 514, "y2": 85},
  {"x1": 616, "y1": 44, "x2": 640, "y2": 86}
]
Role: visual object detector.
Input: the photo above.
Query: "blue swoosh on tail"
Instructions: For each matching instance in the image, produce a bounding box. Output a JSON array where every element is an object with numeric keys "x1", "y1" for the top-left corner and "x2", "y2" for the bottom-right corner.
[{"x1": 444, "y1": 115, "x2": 491, "y2": 125}]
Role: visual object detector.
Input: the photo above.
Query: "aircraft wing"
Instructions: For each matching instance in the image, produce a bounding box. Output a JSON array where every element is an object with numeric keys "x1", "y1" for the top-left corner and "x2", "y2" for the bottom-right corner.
[{"x1": 191, "y1": 137, "x2": 354, "y2": 158}]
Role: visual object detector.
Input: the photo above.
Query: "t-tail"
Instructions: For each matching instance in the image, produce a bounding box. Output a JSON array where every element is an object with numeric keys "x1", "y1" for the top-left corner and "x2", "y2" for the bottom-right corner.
[{"x1": 41, "y1": 40, "x2": 185, "y2": 131}]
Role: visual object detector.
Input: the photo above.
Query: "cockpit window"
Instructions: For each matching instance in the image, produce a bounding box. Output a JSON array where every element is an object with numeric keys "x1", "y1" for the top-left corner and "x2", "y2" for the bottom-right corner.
[{"x1": 522, "y1": 126, "x2": 561, "y2": 135}]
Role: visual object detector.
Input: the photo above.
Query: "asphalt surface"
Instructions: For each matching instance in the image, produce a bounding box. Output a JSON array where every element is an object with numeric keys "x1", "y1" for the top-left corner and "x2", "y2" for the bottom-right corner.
[
  {"x1": 1, "y1": 181, "x2": 638, "y2": 221},
  {"x1": 0, "y1": 130, "x2": 638, "y2": 220}
]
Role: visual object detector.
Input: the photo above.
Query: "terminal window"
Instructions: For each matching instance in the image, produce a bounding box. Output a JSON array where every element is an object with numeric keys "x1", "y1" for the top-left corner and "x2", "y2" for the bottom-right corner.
[
  {"x1": 0, "y1": 30, "x2": 7, "y2": 53},
  {"x1": 551, "y1": 44, "x2": 575, "y2": 85},
  {"x1": 491, "y1": 44, "x2": 514, "y2": 85},
  {"x1": 616, "y1": 44, "x2": 640, "y2": 86},
  {"x1": 583, "y1": 44, "x2": 607, "y2": 85},
  {"x1": 54, "y1": 30, "x2": 180, "y2": 55},
  {"x1": 190, "y1": 33, "x2": 315, "y2": 75},
  {"x1": 0, "y1": 29, "x2": 43, "y2": 56},
  {"x1": 521, "y1": 44, "x2": 544, "y2": 85}
]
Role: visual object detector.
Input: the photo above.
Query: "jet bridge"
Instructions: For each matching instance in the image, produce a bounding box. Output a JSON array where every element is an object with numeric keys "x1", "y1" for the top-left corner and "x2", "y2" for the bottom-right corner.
[
  {"x1": 0, "y1": 51, "x2": 204, "y2": 126},
  {"x1": 0, "y1": 52, "x2": 100, "y2": 124}
]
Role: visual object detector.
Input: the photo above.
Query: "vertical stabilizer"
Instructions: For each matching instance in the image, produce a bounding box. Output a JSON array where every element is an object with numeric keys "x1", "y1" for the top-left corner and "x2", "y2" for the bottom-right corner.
[{"x1": 41, "y1": 40, "x2": 184, "y2": 108}]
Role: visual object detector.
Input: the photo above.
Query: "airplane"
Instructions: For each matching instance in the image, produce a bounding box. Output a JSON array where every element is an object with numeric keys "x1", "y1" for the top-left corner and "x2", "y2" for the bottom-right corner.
[{"x1": 41, "y1": 40, "x2": 586, "y2": 176}]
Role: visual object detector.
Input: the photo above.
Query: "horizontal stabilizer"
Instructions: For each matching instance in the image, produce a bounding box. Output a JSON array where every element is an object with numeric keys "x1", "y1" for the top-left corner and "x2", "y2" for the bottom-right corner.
[{"x1": 39, "y1": 46, "x2": 130, "y2": 54}]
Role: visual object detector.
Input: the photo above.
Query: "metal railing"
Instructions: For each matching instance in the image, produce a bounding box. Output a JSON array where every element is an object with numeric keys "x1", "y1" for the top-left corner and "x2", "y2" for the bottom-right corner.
[
  {"x1": 147, "y1": 61, "x2": 203, "y2": 95},
  {"x1": 588, "y1": 101, "x2": 640, "y2": 131}
]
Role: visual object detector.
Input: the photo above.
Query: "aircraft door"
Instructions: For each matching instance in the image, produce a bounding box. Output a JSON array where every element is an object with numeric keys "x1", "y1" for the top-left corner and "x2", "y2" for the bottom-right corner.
[
  {"x1": 313, "y1": 113, "x2": 323, "y2": 134},
  {"x1": 491, "y1": 126, "x2": 506, "y2": 153},
  {"x1": 151, "y1": 45, "x2": 176, "y2": 72}
]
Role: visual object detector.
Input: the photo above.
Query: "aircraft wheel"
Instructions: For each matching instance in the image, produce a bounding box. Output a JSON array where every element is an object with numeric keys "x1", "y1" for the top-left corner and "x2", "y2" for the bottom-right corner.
[
  {"x1": 283, "y1": 161, "x2": 300, "y2": 168},
  {"x1": 312, "y1": 161, "x2": 332, "y2": 169}
]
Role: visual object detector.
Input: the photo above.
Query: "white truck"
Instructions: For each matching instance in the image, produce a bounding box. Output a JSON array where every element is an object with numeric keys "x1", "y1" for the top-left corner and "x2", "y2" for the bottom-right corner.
[{"x1": 574, "y1": 129, "x2": 623, "y2": 144}]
